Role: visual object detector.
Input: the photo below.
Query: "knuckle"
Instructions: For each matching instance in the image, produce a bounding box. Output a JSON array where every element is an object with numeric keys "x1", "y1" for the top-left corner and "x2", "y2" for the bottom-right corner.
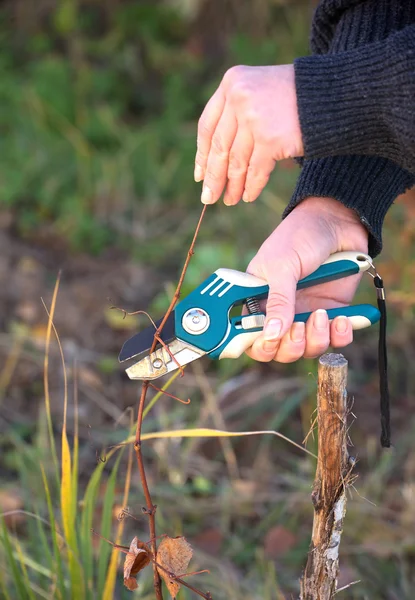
[
  {"x1": 306, "y1": 341, "x2": 329, "y2": 358},
  {"x1": 276, "y1": 351, "x2": 302, "y2": 364},
  {"x1": 304, "y1": 352, "x2": 321, "y2": 360},
  {"x1": 197, "y1": 117, "x2": 212, "y2": 140},
  {"x1": 241, "y1": 105, "x2": 256, "y2": 124},
  {"x1": 228, "y1": 154, "x2": 245, "y2": 178},
  {"x1": 258, "y1": 352, "x2": 275, "y2": 363},
  {"x1": 246, "y1": 167, "x2": 269, "y2": 188},
  {"x1": 232, "y1": 81, "x2": 250, "y2": 101},
  {"x1": 204, "y1": 169, "x2": 220, "y2": 184},
  {"x1": 246, "y1": 347, "x2": 273, "y2": 363},
  {"x1": 224, "y1": 64, "x2": 244, "y2": 85},
  {"x1": 195, "y1": 149, "x2": 207, "y2": 164},
  {"x1": 211, "y1": 134, "x2": 228, "y2": 158},
  {"x1": 246, "y1": 163, "x2": 260, "y2": 180},
  {"x1": 266, "y1": 290, "x2": 291, "y2": 310},
  {"x1": 331, "y1": 337, "x2": 352, "y2": 349},
  {"x1": 246, "y1": 257, "x2": 263, "y2": 279}
]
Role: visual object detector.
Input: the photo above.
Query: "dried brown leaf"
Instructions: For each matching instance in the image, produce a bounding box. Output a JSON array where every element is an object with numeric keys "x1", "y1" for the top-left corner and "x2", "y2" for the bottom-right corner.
[
  {"x1": 156, "y1": 536, "x2": 193, "y2": 598},
  {"x1": 123, "y1": 537, "x2": 152, "y2": 591}
]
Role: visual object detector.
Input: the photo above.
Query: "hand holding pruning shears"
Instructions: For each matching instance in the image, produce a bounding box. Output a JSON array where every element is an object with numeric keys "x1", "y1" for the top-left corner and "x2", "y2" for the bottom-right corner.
[
  {"x1": 193, "y1": 64, "x2": 370, "y2": 363},
  {"x1": 244, "y1": 196, "x2": 369, "y2": 363}
]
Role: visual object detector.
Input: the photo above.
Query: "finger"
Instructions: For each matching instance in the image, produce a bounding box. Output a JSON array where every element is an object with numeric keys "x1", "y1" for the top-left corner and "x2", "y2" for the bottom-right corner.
[
  {"x1": 245, "y1": 337, "x2": 280, "y2": 363},
  {"x1": 247, "y1": 289, "x2": 295, "y2": 361},
  {"x1": 242, "y1": 145, "x2": 276, "y2": 203},
  {"x1": 255, "y1": 267, "x2": 298, "y2": 357},
  {"x1": 303, "y1": 309, "x2": 331, "y2": 359},
  {"x1": 195, "y1": 87, "x2": 226, "y2": 183},
  {"x1": 330, "y1": 316, "x2": 353, "y2": 348},
  {"x1": 223, "y1": 128, "x2": 254, "y2": 206},
  {"x1": 201, "y1": 105, "x2": 238, "y2": 204},
  {"x1": 273, "y1": 321, "x2": 306, "y2": 363}
]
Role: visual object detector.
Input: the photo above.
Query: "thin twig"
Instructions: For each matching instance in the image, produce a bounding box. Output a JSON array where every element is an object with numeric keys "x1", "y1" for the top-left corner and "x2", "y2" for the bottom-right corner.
[
  {"x1": 153, "y1": 205, "x2": 207, "y2": 341},
  {"x1": 154, "y1": 333, "x2": 185, "y2": 376},
  {"x1": 153, "y1": 559, "x2": 211, "y2": 599},
  {"x1": 134, "y1": 205, "x2": 207, "y2": 599},
  {"x1": 109, "y1": 306, "x2": 157, "y2": 329},
  {"x1": 334, "y1": 580, "x2": 361, "y2": 594},
  {"x1": 149, "y1": 383, "x2": 191, "y2": 405},
  {"x1": 92, "y1": 528, "x2": 212, "y2": 599}
]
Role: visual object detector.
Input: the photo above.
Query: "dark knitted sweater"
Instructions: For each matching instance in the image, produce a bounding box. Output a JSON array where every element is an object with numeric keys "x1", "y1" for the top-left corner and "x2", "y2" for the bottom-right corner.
[{"x1": 284, "y1": 0, "x2": 415, "y2": 256}]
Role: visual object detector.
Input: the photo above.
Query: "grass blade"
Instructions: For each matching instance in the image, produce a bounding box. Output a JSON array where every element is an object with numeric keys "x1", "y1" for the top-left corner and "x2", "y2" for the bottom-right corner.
[
  {"x1": 97, "y1": 451, "x2": 123, "y2": 596},
  {"x1": 13, "y1": 536, "x2": 37, "y2": 600},
  {"x1": 0, "y1": 567, "x2": 13, "y2": 600},
  {"x1": 40, "y1": 464, "x2": 66, "y2": 600},
  {"x1": 42, "y1": 275, "x2": 61, "y2": 488},
  {"x1": 80, "y1": 446, "x2": 119, "y2": 596},
  {"x1": 1, "y1": 517, "x2": 29, "y2": 600},
  {"x1": 60, "y1": 427, "x2": 72, "y2": 546},
  {"x1": 43, "y1": 300, "x2": 86, "y2": 599},
  {"x1": 129, "y1": 428, "x2": 317, "y2": 458},
  {"x1": 71, "y1": 363, "x2": 79, "y2": 527},
  {"x1": 103, "y1": 416, "x2": 135, "y2": 600}
]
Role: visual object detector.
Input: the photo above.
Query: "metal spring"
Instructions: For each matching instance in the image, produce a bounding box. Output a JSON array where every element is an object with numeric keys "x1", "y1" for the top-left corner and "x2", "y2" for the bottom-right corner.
[{"x1": 246, "y1": 297, "x2": 261, "y2": 314}]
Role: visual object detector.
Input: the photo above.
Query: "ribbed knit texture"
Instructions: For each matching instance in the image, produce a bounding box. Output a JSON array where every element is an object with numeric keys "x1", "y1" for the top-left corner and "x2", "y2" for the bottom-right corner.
[
  {"x1": 289, "y1": 156, "x2": 414, "y2": 256},
  {"x1": 295, "y1": 26, "x2": 415, "y2": 170},
  {"x1": 284, "y1": 0, "x2": 415, "y2": 256}
]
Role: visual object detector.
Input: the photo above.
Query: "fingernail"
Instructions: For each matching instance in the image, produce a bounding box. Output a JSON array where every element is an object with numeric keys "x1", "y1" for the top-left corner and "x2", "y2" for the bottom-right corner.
[
  {"x1": 263, "y1": 341, "x2": 278, "y2": 353},
  {"x1": 291, "y1": 321, "x2": 305, "y2": 342},
  {"x1": 264, "y1": 318, "x2": 282, "y2": 341},
  {"x1": 314, "y1": 309, "x2": 328, "y2": 330},
  {"x1": 335, "y1": 316, "x2": 348, "y2": 334},
  {"x1": 201, "y1": 185, "x2": 213, "y2": 204},
  {"x1": 194, "y1": 164, "x2": 204, "y2": 182},
  {"x1": 242, "y1": 191, "x2": 249, "y2": 202}
]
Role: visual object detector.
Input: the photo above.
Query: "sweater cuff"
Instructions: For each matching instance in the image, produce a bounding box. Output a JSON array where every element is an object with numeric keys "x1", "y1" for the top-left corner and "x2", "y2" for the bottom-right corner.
[
  {"x1": 294, "y1": 26, "x2": 414, "y2": 169},
  {"x1": 283, "y1": 156, "x2": 414, "y2": 257}
]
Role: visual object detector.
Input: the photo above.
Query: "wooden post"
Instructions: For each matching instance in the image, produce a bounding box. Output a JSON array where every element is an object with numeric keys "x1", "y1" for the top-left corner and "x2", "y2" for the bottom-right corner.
[{"x1": 300, "y1": 353, "x2": 352, "y2": 600}]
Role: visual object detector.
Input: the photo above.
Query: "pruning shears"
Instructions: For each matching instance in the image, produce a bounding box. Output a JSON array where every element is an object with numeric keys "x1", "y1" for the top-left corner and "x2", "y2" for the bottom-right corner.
[{"x1": 119, "y1": 251, "x2": 381, "y2": 380}]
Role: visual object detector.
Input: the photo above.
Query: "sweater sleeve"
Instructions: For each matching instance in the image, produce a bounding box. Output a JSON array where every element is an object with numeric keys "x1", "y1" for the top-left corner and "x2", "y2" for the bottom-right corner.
[
  {"x1": 283, "y1": 155, "x2": 414, "y2": 257},
  {"x1": 294, "y1": 25, "x2": 415, "y2": 170},
  {"x1": 284, "y1": 19, "x2": 415, "y2": 257}
]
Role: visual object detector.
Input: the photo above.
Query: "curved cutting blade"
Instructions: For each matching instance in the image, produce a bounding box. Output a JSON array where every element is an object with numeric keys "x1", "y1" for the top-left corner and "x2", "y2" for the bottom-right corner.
[
  {"x1": 118, "y1": 312, "x2": 176, "y2": 362},
  {"x1": 125, "y1": 339, "x2": 205, "y2": 380}
]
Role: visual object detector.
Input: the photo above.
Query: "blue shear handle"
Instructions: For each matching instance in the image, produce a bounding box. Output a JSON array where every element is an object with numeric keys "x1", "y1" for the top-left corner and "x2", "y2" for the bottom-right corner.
[
  {"x1": 294, "y1": 304, "x2": 380, "y2": 328},
  {"x1": 297, "y1": 259, "x2": 361, "y2": 290}
]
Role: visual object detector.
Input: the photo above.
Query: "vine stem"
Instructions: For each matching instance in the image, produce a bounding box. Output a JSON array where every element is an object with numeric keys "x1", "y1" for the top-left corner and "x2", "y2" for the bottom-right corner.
[{"x1": 134, "y1": 205, "x2": 207, "y2": 599}]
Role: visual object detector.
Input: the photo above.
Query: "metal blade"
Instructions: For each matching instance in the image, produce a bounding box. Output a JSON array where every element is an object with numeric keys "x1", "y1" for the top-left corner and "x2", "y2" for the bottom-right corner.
[
  {"x1": 118, "y1": 312, "x2": 176, "y2": 362},
  {"x1": 125, "y1": 339, "x2": 205, "y2": 380}
]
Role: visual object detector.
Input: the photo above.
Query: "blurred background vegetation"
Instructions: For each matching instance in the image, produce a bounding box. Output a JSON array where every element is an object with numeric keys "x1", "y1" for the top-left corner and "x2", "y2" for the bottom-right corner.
[{"x1": 1, "y1": 0, "x2": 415, "y2": 598}]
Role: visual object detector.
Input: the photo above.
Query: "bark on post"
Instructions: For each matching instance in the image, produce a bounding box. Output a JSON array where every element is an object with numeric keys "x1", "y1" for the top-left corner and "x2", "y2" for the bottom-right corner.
[{"x1": 300, "y1": 353, "x2": 351, "y2": 600}]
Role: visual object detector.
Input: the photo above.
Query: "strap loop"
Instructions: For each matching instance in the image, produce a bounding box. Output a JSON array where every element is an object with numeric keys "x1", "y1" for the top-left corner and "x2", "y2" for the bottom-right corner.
[{"x1": 373, "y1": 274, "x2": 390, "y2": 448}]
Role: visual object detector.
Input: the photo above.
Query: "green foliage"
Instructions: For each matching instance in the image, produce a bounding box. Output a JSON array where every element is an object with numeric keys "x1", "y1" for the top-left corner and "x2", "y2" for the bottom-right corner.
[
  {"x1": 3, "y1": 2, "x2": 415, "y2": 599},
  {"x1": 0, "y1": 0, "x2": 302, "y2": 258}
]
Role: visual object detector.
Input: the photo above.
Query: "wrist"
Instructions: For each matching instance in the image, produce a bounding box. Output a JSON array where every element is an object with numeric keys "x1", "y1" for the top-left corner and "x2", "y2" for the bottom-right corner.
[
  {"x1": 280, "y1": 64, "x2": 304, "y2": 158},
  {"x1": 295, "y1": 196, "x2": 369, "y2": 254}
]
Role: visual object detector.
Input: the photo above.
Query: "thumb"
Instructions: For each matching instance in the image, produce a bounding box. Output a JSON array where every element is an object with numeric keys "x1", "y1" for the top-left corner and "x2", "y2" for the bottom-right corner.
[
  {"x1": 246, "y1": 258, "x2": 299, "y2": 361},
  {"x1": 261, "y1": 270, "x2": 297, "y2": 353}
]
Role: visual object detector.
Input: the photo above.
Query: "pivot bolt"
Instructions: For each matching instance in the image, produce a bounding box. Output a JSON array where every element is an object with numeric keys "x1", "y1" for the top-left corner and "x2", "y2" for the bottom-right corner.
[{"x1": 182, "y1": 308, "x2": 210, "y2": 335}]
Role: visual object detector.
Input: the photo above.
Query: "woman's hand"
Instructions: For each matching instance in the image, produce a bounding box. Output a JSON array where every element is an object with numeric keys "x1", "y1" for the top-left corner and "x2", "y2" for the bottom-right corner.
[
  {"x1": 245, "y1": 197, "x2": 369, "y2": 363},
  {"x1": 195, "y1": 65, "x2": 303, "y2": 206}
]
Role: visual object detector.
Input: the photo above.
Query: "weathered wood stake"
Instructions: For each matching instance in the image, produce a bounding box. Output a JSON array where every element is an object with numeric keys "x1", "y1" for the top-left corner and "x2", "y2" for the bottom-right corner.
[{"x1": 300, "y1": 353, "x2": 352, "y2": 600}]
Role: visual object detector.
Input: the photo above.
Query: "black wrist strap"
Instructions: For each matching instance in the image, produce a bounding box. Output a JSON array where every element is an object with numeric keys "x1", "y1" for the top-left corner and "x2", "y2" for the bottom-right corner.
[{"x1": 373, "y1": 275, "x2": 390, "y2": 448}]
